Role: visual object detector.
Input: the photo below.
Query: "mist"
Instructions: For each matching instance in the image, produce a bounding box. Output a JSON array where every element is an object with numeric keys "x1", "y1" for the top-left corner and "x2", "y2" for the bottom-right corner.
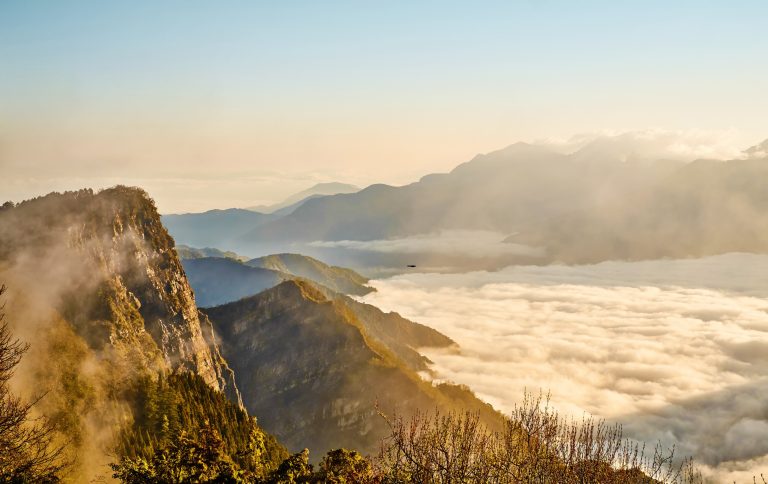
[
  {"x1": 0, "y1": 215, "x2": 132, "y2": 480},
  {"x1": 0, "y1": 188, "x2": 232, "y2": 480},
  {"x1": 361, "y1": 253, "x2": 768, "y2": 480}
]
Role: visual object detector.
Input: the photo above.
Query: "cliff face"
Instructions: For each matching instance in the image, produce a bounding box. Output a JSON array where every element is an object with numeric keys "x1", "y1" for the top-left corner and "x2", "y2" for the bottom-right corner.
[
  {"x1": 205, "y1": 279, "x2": 502, "y2": 457},
  {"x1": 1, "y1": 187, "x2": 239, "y2": 397},
  {"x1": 0, "y1": 187, "x2": 243, "y2": 451}
]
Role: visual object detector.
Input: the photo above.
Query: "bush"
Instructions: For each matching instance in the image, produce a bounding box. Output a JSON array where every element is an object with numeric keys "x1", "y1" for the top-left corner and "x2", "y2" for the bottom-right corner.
[{"x1": 376, "y1": 391, "x2": 702, "y2": 484}]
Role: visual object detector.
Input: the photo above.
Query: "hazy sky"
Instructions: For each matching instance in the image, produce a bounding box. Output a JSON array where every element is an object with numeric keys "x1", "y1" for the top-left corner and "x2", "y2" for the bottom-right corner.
[{"x1": 2, "y1": 1, "x2": 767, "y2": 212}]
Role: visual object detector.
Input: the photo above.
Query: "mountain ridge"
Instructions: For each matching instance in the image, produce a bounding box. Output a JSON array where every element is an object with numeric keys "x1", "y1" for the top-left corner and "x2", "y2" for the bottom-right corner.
[{"x1": 204, "y1": 278, "x2": 501, "y2": 457}]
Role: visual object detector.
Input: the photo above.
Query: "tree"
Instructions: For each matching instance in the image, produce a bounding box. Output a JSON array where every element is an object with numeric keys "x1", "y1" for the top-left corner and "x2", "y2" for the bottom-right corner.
[
  {"x1": 265, "y1": 449, "x2": 313, "y2": 484},
  {"x1": 316, "y1": 448, "x2": 375, "y2": 483},
  {"x1": 0, "y1": 285, "x2": 67, "y2": 482},
  {"x1": 111, "y1": 423, "x2": 244, "y2": 483}
]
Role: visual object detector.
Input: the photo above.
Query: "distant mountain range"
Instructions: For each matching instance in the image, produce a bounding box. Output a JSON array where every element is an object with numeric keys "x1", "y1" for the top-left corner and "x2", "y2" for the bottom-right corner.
[
  {"x1": 163, "y1": 136, "x2": 768, "y2": 271},
  {"x1": 162, "y1": 183, "x2": 360, "y2": 253},
  {"x1": 162, "y1": 208, "x2": 269, "y2": 249},
  {"x1": 247, "y1": 182, "x2": 360, "y2": 214},
  {"x1": 183, "y1": 257, "x2": 288, "y2": 307}
]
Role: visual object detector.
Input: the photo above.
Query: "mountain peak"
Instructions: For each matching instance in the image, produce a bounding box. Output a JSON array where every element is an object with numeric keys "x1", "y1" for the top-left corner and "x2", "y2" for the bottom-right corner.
[{"x1": 204, "y1": 278, "x2": 497, "y2": 457}]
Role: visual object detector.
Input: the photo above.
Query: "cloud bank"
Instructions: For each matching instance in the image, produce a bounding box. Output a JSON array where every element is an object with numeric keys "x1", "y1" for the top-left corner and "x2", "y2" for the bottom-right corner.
[
  {"x1": 361, "y1": 253, "x2": 768, "y2": 480},
  {"x1": 309, "y1": 230, "x2": 544, "y2": 258}
]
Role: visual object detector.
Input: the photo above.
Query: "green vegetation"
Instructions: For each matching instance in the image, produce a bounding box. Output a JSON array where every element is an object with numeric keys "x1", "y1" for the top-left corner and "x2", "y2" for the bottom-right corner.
[
  {"x1": 116, "y1": 372, "x2": 287, "y2": 474},
  {"x1": 112, "y1": 435, "x2": 373, "y2": 483}
]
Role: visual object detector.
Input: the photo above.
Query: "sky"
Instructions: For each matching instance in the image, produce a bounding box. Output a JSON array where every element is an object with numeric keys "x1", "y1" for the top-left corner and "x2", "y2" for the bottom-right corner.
[{"x1": 2, "y1": 1, "x2": 767, "y2": 212}]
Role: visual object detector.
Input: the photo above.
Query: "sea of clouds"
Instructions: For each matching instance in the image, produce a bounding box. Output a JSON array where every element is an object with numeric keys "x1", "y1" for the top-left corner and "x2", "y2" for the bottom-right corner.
[{"x1": 361, "y1": 253, "x2": 768, "y2": 480}]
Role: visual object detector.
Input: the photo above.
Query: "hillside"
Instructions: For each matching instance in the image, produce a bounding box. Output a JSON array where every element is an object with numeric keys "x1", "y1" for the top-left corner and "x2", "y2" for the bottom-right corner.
[
  {"x1": 246, "y1": 253, "x2": 373, "y2": 296},
  {"x1": 176, "y1": 244, "x2": 248, "y2": 261},
  {"x1": 204, "y1": 279, "x2": 502, "y2": 457},
  {"x1": 162, "y1": 208, "x2": 272, "y2": 249},
  {"x1": 0, "y1": 187, "x2": 243, "y2": 477},
  {"x1": 183, "y1": 257, "x2": 287, "y2": 307},
  {"x1": 180, "y1": 252, "x2": 373, "y2": 307}
]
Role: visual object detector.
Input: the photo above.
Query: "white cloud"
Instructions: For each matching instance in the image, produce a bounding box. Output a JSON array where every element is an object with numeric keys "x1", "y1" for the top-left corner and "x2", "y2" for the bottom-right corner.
[{"x1": 361, "y1": 253, "x2": 768, "y2": 480}]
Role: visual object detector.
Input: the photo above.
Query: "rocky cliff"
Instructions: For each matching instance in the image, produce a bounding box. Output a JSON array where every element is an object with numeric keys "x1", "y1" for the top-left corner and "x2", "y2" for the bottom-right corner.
[{"x1": 0, "y1": 187, "x2": 243, "y2": 476}]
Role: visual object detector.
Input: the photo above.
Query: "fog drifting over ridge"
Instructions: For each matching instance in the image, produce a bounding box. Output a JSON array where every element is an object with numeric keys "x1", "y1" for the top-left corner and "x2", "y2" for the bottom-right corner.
[{"x1": 361, "y1": 253, "x2": 768, "y2": 480}]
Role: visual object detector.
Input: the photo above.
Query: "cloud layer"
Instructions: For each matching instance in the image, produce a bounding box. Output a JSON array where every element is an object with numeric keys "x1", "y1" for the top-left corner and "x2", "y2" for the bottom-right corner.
[
  {"x1": 361, "y1": 253, "x2": 768, "y2": 480},
  {"x1": 309, "y1": 230, "x2": 543, "y2": 258}
]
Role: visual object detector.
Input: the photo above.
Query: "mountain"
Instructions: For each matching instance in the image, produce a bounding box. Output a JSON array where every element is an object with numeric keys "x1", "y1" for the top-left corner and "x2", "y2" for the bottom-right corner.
[
  {"x1": 204, "y1": 279, "x2": 502, "y2": 457},
  {"x1": 158, "y1": 135, "x2": 768, "y2": 272},
  {"x1": 245, "y1": 253, "x2": 373, "y2": 296},
  {"x1": 247, "y1": 182, "x2": 360, "y2": 214},
  {"x1": 180, "y1": 252, "x2": 373, "y2": 307},
  {"x1": 162, "y1": 208, "x2": 271, "y2": 249},
  {"x1": 176, "y1": 244, "x2": 248, "y2": 261},
  {"x1": 0, "y1": 187, "x2": 243, "y2": 477},
  {"x1": 183, "y1": 257, "x2": 287, "y2": 307},
  {"x1": 239, "y1": 142, "x2": 680, "y2": 244},
  {"x1": 223, "y1": 139, "x2": 768, "y2": 269}
]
